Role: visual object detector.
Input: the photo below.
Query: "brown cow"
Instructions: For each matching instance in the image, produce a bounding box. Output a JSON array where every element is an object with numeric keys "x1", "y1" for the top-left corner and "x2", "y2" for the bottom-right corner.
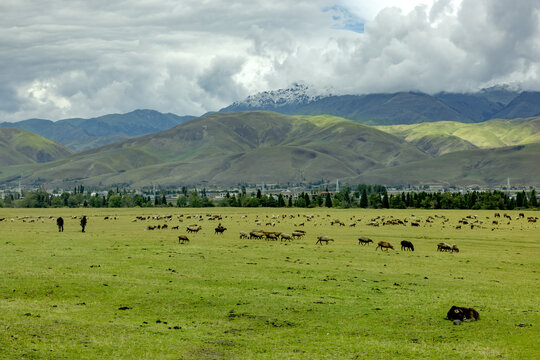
[
  {"x1": 249, "y1": 231, "x2": 264, "y2": 239},
  {"x1": 178, "y1": 235, "x2": 190, "y2": 244},
  {"x1": 376, "y1": 241, "x2": 394, "y2": 251}
]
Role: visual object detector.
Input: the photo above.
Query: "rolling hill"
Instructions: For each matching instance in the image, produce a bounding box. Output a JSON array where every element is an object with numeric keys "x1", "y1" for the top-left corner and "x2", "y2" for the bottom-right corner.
[
  {"x1": 376, "y1": 117, "x2": 540, "y2": 155},
  {"x1": 0, "y1": 109, "x2": 194, "y2": 152},
  {"x1": 0, "y1": 111, "x2": 429, "y2": 187},
  {"x1": 355, "y1": 143, "x2": 540, "y2": 187},
  {"x1": 0, "y1": 128, "x2": 73, "y2": 167}
]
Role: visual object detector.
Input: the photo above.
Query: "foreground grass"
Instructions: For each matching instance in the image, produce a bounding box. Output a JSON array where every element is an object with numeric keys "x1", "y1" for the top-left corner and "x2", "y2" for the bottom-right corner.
[{"x1": 0, "y1": 208, "x2": 538, "y2": 359}]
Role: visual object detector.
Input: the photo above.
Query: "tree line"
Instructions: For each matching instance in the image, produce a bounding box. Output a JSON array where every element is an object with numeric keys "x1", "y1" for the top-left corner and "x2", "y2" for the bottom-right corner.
[{"x1": 0, "y1": 185, "x2": 537, "y2": 210}]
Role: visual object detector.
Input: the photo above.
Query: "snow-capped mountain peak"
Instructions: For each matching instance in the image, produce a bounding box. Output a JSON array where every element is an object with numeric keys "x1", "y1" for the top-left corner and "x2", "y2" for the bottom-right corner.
[{"x1": 221, "y1": 82, "x2": 333, "y2": 112}]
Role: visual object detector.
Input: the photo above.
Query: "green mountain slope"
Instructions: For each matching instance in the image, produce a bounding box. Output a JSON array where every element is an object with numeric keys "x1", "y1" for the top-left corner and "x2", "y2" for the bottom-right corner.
[
  {"x1": 2, "y1": 111, "x2": 429, "y2": 187},
  {"x1": 354, "y1": 144, "x2": 540, "y2": 187},
  {"x1": 288, "y1": 92, "x2": 472, "y2": 125},
  {"x1": 0, "y1": 128, "x2": 73, "y2": 167},
  {"x1": 376, "y1": 117, "x2": 540, "y2": 155}
]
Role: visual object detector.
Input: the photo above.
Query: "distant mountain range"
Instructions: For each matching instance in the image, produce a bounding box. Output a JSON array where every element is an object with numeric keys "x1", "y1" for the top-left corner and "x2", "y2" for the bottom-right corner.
[
  {"x1": 1, "y1": 111, "x2": 539, "y2": 188},
  {"x1": 221, "y1": 85, "x2": 540, "y2": 125},
  {"x1": 0, "y1": 109, "x2": 195, "y2": 151},
  {"x1": 0, "y1": 84, "x2": 539, "y2": 188}
]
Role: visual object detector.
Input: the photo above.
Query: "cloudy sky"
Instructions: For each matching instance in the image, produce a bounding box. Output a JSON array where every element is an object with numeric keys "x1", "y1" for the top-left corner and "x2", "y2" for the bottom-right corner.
[{"x1": 1, "y1": 0, "x2": 539, "y2": 121}]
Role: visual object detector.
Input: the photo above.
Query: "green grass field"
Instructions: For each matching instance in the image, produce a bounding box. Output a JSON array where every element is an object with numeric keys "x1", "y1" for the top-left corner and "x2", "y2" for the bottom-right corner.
[{"x1": 1, "y1": 208, "x2": 538, "y2": 359}]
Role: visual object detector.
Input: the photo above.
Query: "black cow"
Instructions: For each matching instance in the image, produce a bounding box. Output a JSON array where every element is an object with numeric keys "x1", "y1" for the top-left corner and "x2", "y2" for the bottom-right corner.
[
  {"x1": 400, "y1": 240, "x2": 414, "y2": 251},
  {"x1": 56, "y1": 217, "x2": 64, "y2": 232}
]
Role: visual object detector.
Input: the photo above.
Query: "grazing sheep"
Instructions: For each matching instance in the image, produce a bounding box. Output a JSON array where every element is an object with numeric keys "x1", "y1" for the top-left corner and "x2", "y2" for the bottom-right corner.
[
  {"x1": 376, "y1": 241, "x2": 394, "y2": 251},
  {"x1": 239, "y1": 231, "x2": 249, "y2": 239},
  {"x1": 437, "y1": 242, "x2": 452, "y2": 252},
  {"x1": 451, "y1": 244, "x2": 459, "y2": 253},
  {"x1": 445, "y1": 306, "x2": 479, "y2": 322},
  {"x1": 400, "y1": 240, "x2": 414, "y2": 251},
  {"x1": 280, "y1": 233, "x2": 292, "y2": 241},
  {"x1": 358, "y1": 237, "x2": 373, "y2": 246},
  {"x1": 316, "y1": 236, "x2": 334, "y2": 245},
  {"x1": 186, "y1": 225, "x2": 202, "y2": 233}
]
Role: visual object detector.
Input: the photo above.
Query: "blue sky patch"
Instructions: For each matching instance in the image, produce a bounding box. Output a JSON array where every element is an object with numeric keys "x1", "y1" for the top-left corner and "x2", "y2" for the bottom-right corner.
[{"x1": 324, "y1": 5, "x2": 365, "y2": 33}]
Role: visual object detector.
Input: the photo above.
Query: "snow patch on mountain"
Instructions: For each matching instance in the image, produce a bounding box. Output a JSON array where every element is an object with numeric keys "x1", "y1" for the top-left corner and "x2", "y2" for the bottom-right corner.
[{"x1": 223, "y1": 82, "x2": 333, "y2": 110}]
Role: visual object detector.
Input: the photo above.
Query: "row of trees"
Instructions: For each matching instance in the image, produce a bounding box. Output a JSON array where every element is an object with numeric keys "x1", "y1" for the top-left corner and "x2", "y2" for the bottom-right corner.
[{"x1": 0, "y1": 186, "x2": 537, "y2": 210}]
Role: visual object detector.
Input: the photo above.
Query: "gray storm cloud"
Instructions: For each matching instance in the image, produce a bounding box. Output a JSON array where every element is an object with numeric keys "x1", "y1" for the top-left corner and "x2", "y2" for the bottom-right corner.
[{"x1": 0, "y1": 0, "x2": 539, "y2": 121}]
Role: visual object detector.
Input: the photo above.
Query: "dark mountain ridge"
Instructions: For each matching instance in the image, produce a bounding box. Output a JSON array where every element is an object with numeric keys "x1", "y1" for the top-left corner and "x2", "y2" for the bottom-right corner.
[
  {"x1": 0, "y1": 109, "x2": 195, "y2": 152},
  {"x1": 221, "y1": 87, "x2": 540, "y2": 125}
]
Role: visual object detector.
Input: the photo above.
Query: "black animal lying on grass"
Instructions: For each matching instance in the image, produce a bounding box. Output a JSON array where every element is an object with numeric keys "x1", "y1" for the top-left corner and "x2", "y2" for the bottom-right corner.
[{"x1": 445, "y1": 306, "x2": 479, "y2": 323}]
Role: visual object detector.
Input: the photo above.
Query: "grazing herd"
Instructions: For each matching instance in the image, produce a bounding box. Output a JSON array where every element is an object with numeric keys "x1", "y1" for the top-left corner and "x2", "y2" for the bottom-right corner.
[
  {"x1": 137, "y1": 212, "x2": 481, "y2": 254},
  {"x1": 9, "y1": 210, "x2": 533, "y2": 254},
  {"x1": 6, "y1": 209, "x2": 536, "y2": 326}
]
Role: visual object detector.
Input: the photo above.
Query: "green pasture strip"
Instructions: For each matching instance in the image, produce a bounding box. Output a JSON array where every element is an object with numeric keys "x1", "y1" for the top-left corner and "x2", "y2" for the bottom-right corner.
[{"x1": 0, "y1": 208, "x2": 538, "y2": 359}]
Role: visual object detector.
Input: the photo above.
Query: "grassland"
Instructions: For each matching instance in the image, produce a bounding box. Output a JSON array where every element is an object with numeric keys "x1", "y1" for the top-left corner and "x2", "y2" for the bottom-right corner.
[{"x1": 0, "y1": 208, "x2": 538, "y2": 359}]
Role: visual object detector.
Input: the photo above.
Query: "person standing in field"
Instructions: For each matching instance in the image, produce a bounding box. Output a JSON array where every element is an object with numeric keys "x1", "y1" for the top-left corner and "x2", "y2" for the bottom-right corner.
[{"x1": 80, "y1": 216, "x2": 87, "y2": 232}]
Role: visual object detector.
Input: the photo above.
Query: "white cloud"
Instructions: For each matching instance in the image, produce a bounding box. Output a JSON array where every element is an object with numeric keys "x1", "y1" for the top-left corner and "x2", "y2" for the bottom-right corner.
[{"x1": 0, "y1": 0, "x2": 538, "y2": 121}]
